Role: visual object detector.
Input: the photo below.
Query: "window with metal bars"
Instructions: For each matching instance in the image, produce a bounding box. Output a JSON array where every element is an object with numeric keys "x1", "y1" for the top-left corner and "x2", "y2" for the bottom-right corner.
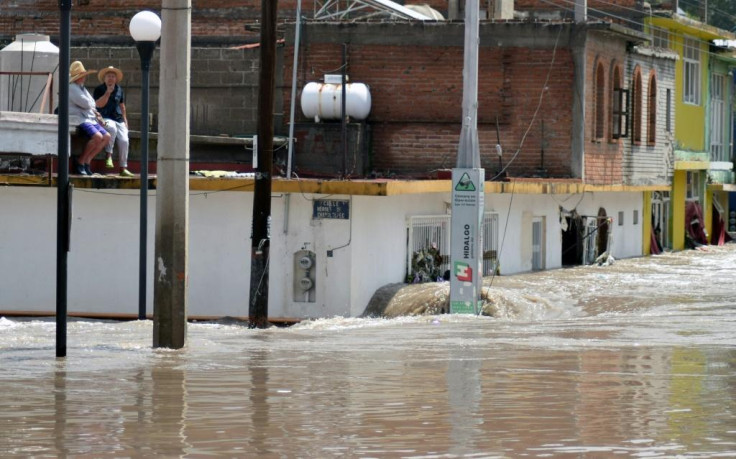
[
  {"x1": 647, "y1": 74, "x2": 657, "y2": 145},
  {"x1": 632, "y1": 68, "x2": 643, "y2": 144},
  {"x1": 683, "y1": 37, "x2": 701, "y2": 105},
  {"x1": 595, "y1": 63, "x2": 606, "y2": 140}
]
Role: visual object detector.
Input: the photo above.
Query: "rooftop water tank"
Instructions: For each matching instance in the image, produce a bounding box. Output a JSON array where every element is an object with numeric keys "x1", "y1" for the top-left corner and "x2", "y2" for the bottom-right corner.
[
  {"x1": 0, "y1": 34, "x2": 59, "y2": 114},
  {"x1": 300, "y1": 81, "x2": 372, "y2": 122}
]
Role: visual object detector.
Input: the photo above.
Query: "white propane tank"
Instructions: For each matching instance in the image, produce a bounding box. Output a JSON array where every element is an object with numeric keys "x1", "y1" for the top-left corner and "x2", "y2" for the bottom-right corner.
[
  {"x1": 300, "y1": 82, "x2": 371, "y2": 122},
  {"x1": 0, "y1": 34, "x2": 59, "y2": 113}
]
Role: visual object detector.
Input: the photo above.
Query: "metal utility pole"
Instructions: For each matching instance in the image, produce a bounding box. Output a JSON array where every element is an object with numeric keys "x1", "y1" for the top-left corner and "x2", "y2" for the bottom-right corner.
[
  {"x1": 130, "y1": 10, "x2": 161, "y2": 321},
  {"x1": 249, "y1": 0, "x2": 278, "y2": 328},
  {"x1": 56, "y1": 0, "x2": 71, "y2": 358},
  {"x1": 153, "y1": 0, "x2": 191, "y2": 349},
  {"x1": 449, "y1": 0, "x2": 485, "y2": 314}
]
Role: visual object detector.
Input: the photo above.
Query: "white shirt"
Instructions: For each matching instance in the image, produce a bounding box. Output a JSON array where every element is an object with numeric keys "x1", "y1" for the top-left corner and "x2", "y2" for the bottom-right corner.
[{"x1": 68, "y1": 81, "x2": 98, "y2": 124}]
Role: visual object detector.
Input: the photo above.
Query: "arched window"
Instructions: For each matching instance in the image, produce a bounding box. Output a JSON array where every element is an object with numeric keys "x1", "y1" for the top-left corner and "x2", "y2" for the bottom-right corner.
[
  {"x1": 647, "y1": 73, "x2": 657, "y2": 145},
  {"x1": 610, "y1": 64, "x2": 627, "y2": 140},
  {"x1": 595, "y1": 62, "x2": 605, "y2": 140},
  {"x1": 632, "y1": 67, "x2": 643, "y2": 144}
]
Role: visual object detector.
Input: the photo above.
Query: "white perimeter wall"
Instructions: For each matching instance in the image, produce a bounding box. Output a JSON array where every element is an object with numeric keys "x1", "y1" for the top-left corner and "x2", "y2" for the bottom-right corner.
[{"x1": 0, "y1": 186, "x2": 643, "y2": 319}]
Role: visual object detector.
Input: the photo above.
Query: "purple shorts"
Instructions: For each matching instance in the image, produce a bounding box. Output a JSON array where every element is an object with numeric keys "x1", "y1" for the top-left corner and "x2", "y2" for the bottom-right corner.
[{"x1": 78, "y1": 121, "x2": 108, "y2": 138}]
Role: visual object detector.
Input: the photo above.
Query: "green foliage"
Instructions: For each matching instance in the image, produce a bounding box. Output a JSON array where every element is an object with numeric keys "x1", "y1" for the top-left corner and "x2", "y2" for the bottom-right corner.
[
  {"x1": 679, "y1": 0, "x2": 736, "y2": 33},
  {"x1": 708, "y1": 0, "x2": 736, "y2": 33},
  {"x1": 407, "y1": 244, "x2": 444, "y2": 283}
]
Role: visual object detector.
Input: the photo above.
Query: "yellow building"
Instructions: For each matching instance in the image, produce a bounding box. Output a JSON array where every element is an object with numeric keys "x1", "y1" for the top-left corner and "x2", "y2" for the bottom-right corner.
[{"x1": 646, "y1": 12, "x2": 735, "y2": 250}]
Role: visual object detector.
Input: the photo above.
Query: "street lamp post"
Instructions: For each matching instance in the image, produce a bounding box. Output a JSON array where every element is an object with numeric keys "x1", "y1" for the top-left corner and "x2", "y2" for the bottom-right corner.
[{"x1": 130, "y1": 11, "x2": 161, "y2": 321}]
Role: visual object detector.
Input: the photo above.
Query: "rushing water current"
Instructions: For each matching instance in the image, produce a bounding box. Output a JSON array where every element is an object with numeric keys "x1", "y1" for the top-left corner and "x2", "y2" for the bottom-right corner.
[{"x1": 1, "y1": 246, "x2": 736, "y2": 457}]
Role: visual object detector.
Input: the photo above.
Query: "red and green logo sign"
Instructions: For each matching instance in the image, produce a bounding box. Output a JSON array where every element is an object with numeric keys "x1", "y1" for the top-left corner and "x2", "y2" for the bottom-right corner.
[{"x1": 454, "y1": 261, "x2": 472, "y2": 282}]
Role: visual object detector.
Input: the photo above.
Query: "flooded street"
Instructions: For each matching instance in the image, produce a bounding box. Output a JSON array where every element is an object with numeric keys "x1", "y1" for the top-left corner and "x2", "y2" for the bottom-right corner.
[{"x1": 2, "y1": 247, "x2": 736, "y2": 457}]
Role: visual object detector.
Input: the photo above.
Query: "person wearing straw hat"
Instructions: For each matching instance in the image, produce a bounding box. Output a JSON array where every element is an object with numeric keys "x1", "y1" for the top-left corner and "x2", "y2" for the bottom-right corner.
[
  {"x1": 94, "y1": 66, "x2": 133, "y2": 177},
  {"x1": 69, "y1": 60, "x2": 110, "y2": 176}
]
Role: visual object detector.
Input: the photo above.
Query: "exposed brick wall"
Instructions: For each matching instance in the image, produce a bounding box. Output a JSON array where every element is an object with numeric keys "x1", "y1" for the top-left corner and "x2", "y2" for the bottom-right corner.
[
  {"x1": 1, "y1": 0, "x2": 295, "y2": 42},
  {"x1": 583, "y1": 34, "x2": 627, "y2": 185},
  {"x1": 71, "y1": 45, "x2": 269, "y2": 136},
  {"x1": 2, "y1": 1, "x2": 448, "y2": 42},
  {"x1": 284, "y1": 41, "x2": 575, "y2": 177}
]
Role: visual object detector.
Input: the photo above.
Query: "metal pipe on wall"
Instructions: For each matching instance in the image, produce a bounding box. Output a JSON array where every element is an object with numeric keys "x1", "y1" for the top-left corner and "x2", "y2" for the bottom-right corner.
[{"x1": 286, "y1": 0, "x2": 302, "y2": 180}]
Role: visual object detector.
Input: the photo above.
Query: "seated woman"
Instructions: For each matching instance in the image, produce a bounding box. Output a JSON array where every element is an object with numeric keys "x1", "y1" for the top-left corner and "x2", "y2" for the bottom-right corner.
[{"x1": 68, "y1": 61, "x2": 111, "y2": 175}]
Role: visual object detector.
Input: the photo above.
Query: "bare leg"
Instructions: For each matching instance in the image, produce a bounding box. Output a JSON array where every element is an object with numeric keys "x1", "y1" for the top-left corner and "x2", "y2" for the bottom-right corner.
[
  {"x1": 80, "y1": 133, "x2": 103, "y2": 165},
  {"x1": 80, "y1": 133, "x2": 111, "y2": 165}
]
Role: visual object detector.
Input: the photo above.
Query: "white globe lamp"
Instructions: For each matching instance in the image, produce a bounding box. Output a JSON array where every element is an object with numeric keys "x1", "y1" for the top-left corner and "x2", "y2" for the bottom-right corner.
[{"x1": 129, "y1": 11, "x2": 161, "y2": 42}]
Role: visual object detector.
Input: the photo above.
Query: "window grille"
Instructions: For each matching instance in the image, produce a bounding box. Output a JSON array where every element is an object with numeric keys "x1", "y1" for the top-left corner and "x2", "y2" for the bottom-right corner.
[
  {"x1": 632, "y1": 70, "x2": 643, "y2": 143},
  {"x1": 686, "y1": 171, "x2": 700, "y2": 202},
  {"x1": 647, "y1": 76, "x2": 657, "y2": 145},
  {"x1": 652, "y1": 28, "x2": 670, "y2": 49},
  {"x1": 406, "y1": 213, "x2": 500, "y2": 279},
  {"x1": 595, "y1": 64, "x2": 606, "y2": 139},
  {"x1": 406, "y1": 215, "x2": 450, "y2": 280},
  {"x1": 710, "y1": 73, "x2": 727, "y2": 161},
  {"x1": 683, "y1": 37, "x2": 701, "y2": 105},
  {"x1": 612, "y1": 87, "x2": 629, "y2": 139},
  {"x1": 652, "y1": 191, "x2": 670, "y2": 249}
]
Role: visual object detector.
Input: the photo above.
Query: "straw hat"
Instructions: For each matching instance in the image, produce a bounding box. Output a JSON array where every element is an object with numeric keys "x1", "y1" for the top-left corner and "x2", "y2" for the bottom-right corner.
[
  {"x1": 98, "y1": 66, "x2": 124, "y2": 83},
  {"x1": 69, "y1": 61, "x2": 96, "y2": 83}
]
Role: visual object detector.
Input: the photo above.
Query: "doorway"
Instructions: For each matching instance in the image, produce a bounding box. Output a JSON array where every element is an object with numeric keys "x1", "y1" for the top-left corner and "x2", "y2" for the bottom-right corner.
[{"x1": 561, "y1": 213, "x2": 583, "y2": 266}]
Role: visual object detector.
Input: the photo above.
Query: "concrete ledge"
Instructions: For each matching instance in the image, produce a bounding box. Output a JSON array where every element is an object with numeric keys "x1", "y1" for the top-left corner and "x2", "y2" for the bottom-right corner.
[
  {"x1": 0, "y1": 173, "x2": 673, "y2": 196},
  {"x1": 0, "y1": 111, "x2": 84, "y2": 156}
]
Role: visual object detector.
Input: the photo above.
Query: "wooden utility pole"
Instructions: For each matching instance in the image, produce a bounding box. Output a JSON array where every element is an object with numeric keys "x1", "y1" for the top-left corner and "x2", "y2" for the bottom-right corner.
[{"x1": 249, "y1": 0, "x2": 278, "y2": 328}]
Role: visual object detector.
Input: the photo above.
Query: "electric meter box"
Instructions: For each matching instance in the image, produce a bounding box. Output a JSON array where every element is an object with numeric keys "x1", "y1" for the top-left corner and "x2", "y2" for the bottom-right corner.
[{"x1": 293, "y1": 250, "x2": 316, "y2": 303}]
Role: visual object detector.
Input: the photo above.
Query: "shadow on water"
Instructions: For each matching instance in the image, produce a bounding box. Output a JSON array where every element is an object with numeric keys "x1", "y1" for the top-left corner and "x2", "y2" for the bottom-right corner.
[
  {"x1": 249, "y1": 349, "x2": 271, "y2": 456},
  {"x1": 53, "y1": 361, "x2": 69, "y2": 458}
]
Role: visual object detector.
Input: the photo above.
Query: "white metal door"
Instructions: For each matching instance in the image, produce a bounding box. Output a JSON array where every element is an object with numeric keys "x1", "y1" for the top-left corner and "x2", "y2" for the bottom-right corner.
[
  {"x1": 482, "y1": 212, "x2": 499, "y2": 275},
  {"x1": 532, "y1": 217, "x2": 545, "y2": 271}
]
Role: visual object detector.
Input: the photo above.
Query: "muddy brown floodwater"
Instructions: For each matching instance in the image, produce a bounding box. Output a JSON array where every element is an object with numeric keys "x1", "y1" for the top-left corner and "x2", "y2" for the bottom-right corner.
[{"x1": 1, "y1": 246, "x2": 735, "y2": 457}]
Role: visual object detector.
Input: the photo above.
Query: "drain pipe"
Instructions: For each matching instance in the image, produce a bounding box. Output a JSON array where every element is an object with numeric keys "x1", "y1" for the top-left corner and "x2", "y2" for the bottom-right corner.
[
  {"x1": 286, "y1": 0, "x2": 302, "y2": 180},
  {"x1": 285, "y1": 0, "x2": 302, "y2": 236}
]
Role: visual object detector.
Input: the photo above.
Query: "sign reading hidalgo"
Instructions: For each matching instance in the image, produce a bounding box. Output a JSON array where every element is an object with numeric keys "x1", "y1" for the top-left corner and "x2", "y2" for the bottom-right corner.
[{"x1": 449, "y1": 168, "x2": 484, "y2": 314}]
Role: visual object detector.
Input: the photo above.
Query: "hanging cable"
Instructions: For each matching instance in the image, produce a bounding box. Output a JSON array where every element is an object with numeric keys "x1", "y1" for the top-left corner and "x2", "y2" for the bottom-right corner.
[{"x1": 489, "y1": 24, "x2": 562, "y2": 180}]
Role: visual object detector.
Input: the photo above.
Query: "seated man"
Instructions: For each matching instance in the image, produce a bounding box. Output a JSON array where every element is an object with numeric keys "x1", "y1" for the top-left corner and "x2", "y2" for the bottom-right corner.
[
  {"x1": 94, "y1": 66, "x2": 133, "y2": 177},
  {"x1": 68, "y1": 61, "x2": 110, "y2": 175}
]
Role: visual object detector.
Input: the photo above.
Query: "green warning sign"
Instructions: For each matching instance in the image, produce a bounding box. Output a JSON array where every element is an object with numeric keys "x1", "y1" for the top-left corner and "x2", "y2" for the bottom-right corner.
[
  {"x1": 450, "y1": 301, "x2": 475, "y2": 314},
  {"x1": 455, "y1": 172, "x2": 476, "y2": 191}
]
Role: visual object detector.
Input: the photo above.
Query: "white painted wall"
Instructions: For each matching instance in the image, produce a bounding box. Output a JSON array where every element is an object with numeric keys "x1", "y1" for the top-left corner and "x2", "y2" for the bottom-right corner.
[
  {"x1": 573, "y1": 191, "x2": 643, "y2": 260},
  {"x1": 0, "y1": 186, "x2": 645, "y2": 319}
]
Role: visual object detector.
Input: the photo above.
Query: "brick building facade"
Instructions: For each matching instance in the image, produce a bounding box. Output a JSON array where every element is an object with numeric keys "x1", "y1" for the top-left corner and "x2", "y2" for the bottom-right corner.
[
  {"x1": 2, "y1": 0, "x2": 648, "y2": 44},
  {"x1": 2, "y1": 0, "x2": 676, "y2": 184},
  {"x1": 3, "y1": 1, "x2": 450, "y2": 43},
  {"x1": 286, "y1": 24, "x2": 576, "y2": 177}
]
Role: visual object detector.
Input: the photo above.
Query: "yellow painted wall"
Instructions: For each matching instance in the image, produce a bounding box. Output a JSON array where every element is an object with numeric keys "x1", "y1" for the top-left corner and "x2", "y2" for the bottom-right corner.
[
  {"x1": 672, "y1": 33, "x2": 708, "y2": 152},
  {"x1": 643, "y1": 191, "x2": 652, "y2": 255},
  {"x1": 672, "y1": 170, "x2": 687, "y2": 250}
]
